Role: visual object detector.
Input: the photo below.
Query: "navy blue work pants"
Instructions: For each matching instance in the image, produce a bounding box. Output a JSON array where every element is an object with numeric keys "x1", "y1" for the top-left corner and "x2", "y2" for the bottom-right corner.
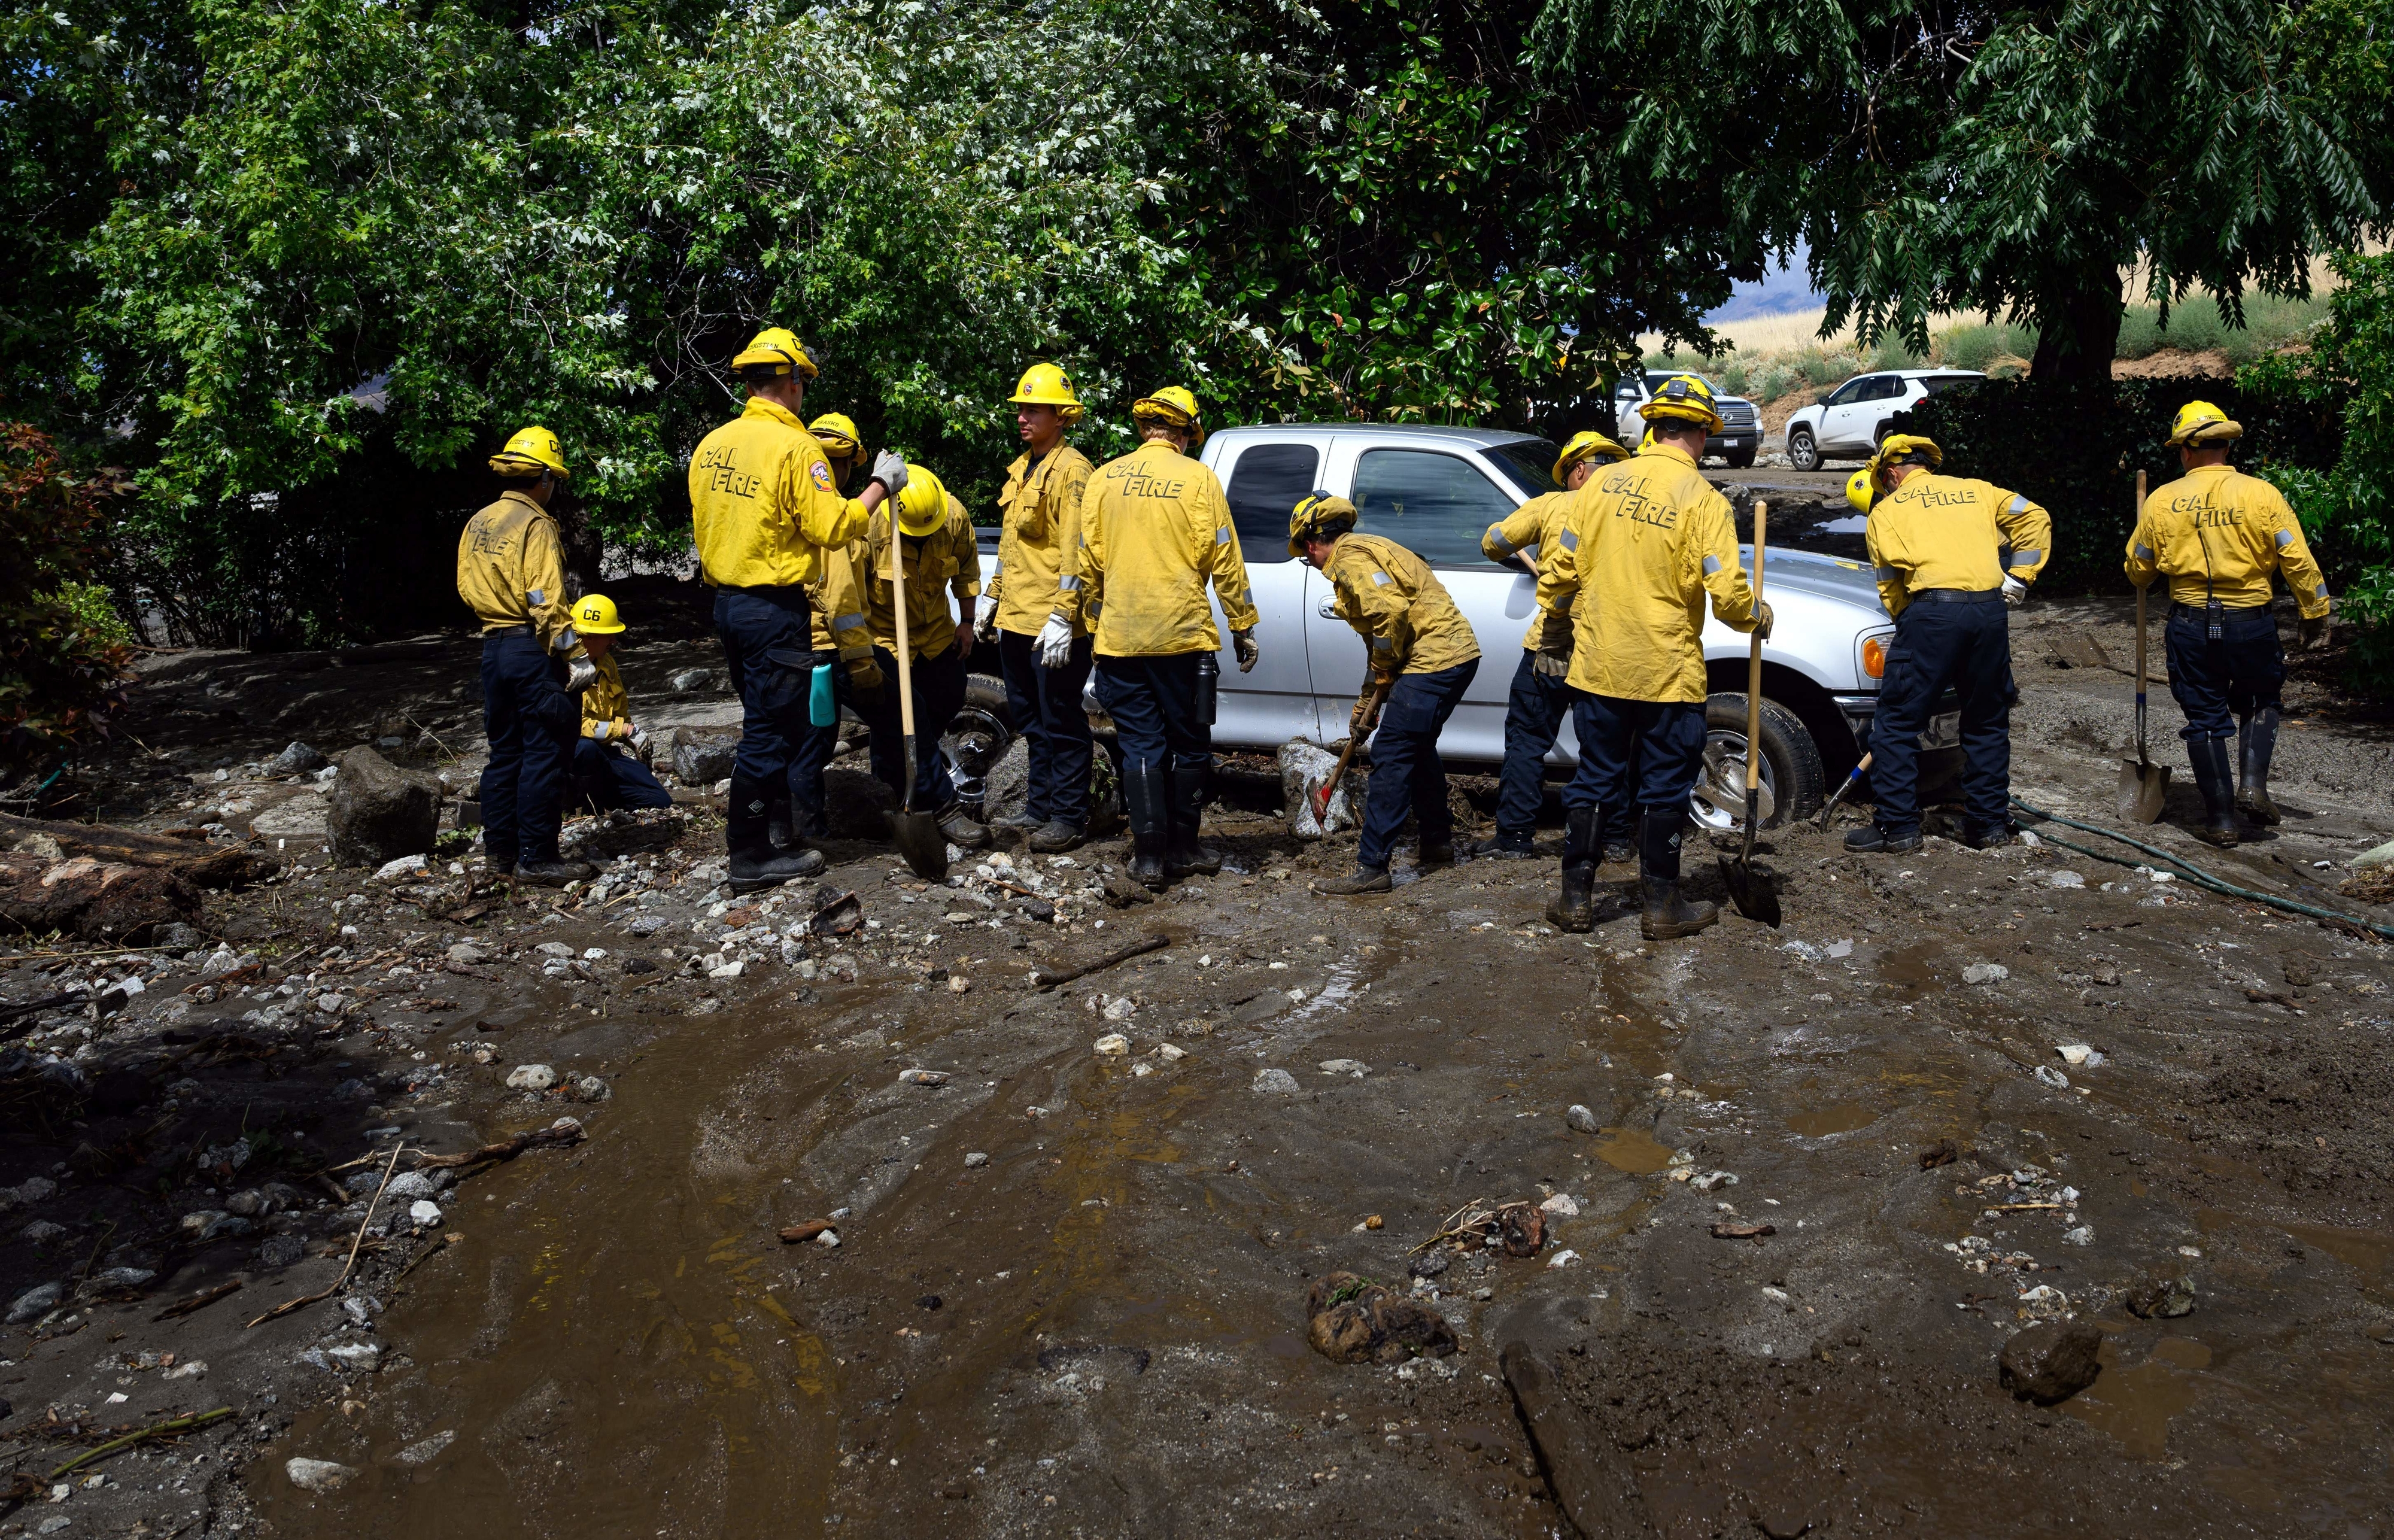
[
  {"x1": 478, "y1": 631, "x2": 577, "y2": 867},
  {"x1": 1868, "y1": 594, "x2": 2011, "y2": 836},
  {"x1": 1093, "y1": 654, "x2": 1210, "y2": 774},
  {"x1": 1359, "y1": 660, "x2": 1478, "y2": 870},
  {"x1": 859, "y1": 644, "x2": 965, "y2": 810},
  {"x1": 2164, "y1": 603, "x2": 2283, "y2": 742},
  {"x1": 1562, "y1": 694, "x2": 1707, "y2": 824},
  {"x1": 786, "y1": 654, "x2": 850, "y2": 839},
  {"x1": 713, "y1": 584, "x2": 818, "y2": 804},
  {"x1": 1497, "y1": 650, "x2": 1636, "y2": 846},
  {"x1": 570, "y1": 738, "x2": 672, "y2": 813},
  {"x1": 1000, "y1": 628, "x2": 1095, "y2": 825}
]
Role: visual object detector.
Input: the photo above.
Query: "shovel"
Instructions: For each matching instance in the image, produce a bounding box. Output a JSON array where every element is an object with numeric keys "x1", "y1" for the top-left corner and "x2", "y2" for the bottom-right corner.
[
  {"x1": 1815, "y1": 752, "x2": 1872, "y2": 830},
  {"x1": 1316, "y1": 679, "x2": 1392, "y2": 821},
  {"x1": 2116, "y1": 470, "x2": 2171, "y2": 825},
  {"x1": 1718, "y1": 500, "x2": 1782, "y2": 927},
  {"x1": 884, "y1": 518, "x2": 950, "y2": 880}
]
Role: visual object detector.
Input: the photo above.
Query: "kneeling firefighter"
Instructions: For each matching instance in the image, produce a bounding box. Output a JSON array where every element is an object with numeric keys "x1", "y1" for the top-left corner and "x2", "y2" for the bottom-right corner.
[
  {"x1": 1292, "y1": 493, "x2": 1481, "y2": 895},
  {"x1": 1077, "y1": 387, "x2": 1260, "y2": 890},
  {"x1": 567, "y1": 593, "x2": 673, "y2": 814},
  {"x1": 2125, "y1": 400, "x2": 2332, "y2": 846}
]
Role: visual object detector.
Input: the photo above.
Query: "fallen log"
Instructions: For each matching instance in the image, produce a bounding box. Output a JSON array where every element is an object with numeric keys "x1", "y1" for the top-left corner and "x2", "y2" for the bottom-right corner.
[{"x1": 0, "y1": 812, "x2": 277, "y2": 890}]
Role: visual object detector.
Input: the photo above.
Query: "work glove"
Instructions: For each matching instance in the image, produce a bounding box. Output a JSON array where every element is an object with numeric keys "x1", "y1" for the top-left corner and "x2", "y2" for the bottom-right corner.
[
  {"x1": 1035, "y1": 613, "x2": 1074, "y2": 669},
  {"x1": 1752, "y1": 600, "x2": 1775, "y2": 642},
  {"x1": 973, "y1": 594, "x2": 999, "y2": 643},
  {"x1": 1232, "y1": 627, "x2": 1259, "y2": 673},
  {"x1": 2001, "y1": 575, "x2": 2028, "y2": 608},
  {"x1": 564, "y1": 657, "x2": 599, "y2": 695},
  {"x1": 1349, "y1": 692, "x2": 1384, "y2": 740},
  {"x1": 1530, "y1": 606, "x2": 1573, "y2": 678},
  {"x1": 868, "y1": 450, "x2": 909, "y2": 499},
  {"x1": 629, "y1": 725, "x2": 652, "y2": 761},
  {"x1": 847, "y1": 654, "x2": 883, "y2": 704},
  {"x1": 2300, "y1": 613, "x2": 2332, "y2": 651}
]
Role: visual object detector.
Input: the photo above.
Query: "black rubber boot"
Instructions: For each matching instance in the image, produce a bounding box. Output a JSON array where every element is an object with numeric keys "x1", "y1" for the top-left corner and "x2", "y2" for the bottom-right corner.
[
  {"x1": 1028, "y1": 819, "x2": 1085, "y2": 853},
  {"x1": 727, "y1": 772, "x2": 825, "y2": 892},
  {"x1": 937, "y1": 801, "x2": 992, "y2": 850},
  {"x1": 989, "y1": 805, "x2": 1042, "y2": 832},
  {"x1": 1471, "y1": 832, "x2": 1535, "y2": 860},
  {"x1": 1165, "y1": 764, "x2": 1222, "y2": 877},
  {"x1": 1313, "y1": 865, "x2": 1393, "y2": 896},
  {"x1": 514, "y1": 857, "x2": 595, "y2": 888},
  {"x1": 2190, "y1": 736, "x2": 2240, "y2": 848},
  {"x1": 1122, "y1": 763, "x2": 1169, "y2": 891},
  {"x1": 1843, "y1": 824, "x2": 1923, "y2": 855},
  {"x1": 1416, "y1": 839, "x2": 1456, "y2": 869},
  {"x1": 1546, "y1": 806, "x2": 1600, "y2": 932},
  {"x1": 1639, "y1": 810, "x2": 1718, "y2": 940},
  {"x1": 2237, "y1": 706, "x2": 2282, "y2": 825},
  {"x1": 767, "y1": 795, "x2": 797, "y2": 855}
]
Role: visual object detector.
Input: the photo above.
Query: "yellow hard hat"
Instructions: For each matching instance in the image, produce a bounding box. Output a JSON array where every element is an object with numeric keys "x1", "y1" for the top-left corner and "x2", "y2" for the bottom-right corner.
[
  {"x1": 895, "y1": 465, "x2": 950, "y2": 539},
  {"x1": 488, "y1": 424, "x2": 569, "y2": 480},
  {"x1": 1009, "y1": 362, "x2": 1085, "y2": 424},
  {"x1": 1287, "y1": 490, "x2": 1357, "y2": 558},
  {"x1": 730, "y1": 326, "x2": 819, "y2": 379},
  {"x1": 1131, "y1": 385, "x2": 1205, "y2": 446},
  {"x1": 1641, "y1": 373, "x2": 1724, "y2": 435},
  {"x1": 1868, "y1": 432, "x2": 1943, "y2": 476},
  {"x1": 1845, "y1": 469, "x2": 1876, "y2": 516},
  {"x1": 2167, "y1": 399, "x2": 2242, "y2": 448},
  {"x1": 1553, "y1": 429, "x2": 1630, "y2": 482},
  {"x1": 571, "y1": 593, "x2": 625, "y2": 635},
  {"x1": 809, "y1": 413, "x2": 863, "y2": 460}
]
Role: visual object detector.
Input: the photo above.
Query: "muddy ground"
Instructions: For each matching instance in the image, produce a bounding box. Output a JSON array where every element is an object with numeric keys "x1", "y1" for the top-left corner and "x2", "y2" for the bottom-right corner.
[{"x1": 4, "y1": 547, "x2": 2393, "y2": 1539}]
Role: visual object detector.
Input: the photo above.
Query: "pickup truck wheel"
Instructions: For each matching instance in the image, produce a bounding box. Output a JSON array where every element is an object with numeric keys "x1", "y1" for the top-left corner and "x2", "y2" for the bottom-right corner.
[
  {"x1": 1690, "y1": 694, "x2": 1826, "y2": 831},
  {"x1": 1787, "y1": 427, "x2": 1822, "y2": 472}
]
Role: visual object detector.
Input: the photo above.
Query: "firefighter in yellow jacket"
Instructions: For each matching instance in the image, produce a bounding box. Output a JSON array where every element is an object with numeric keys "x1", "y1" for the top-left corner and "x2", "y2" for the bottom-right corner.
[
  {"x1": 2125, "y1": 400, "x2": 2333, "y2": 846},
  {"x1": 688, "y1": 327, "x2": 904, "y2": 894},
  {"x1": 1475, "y1": 429, "x2": 1632, "y2": 862},
  {"x1": 456, "y1": 426, "x2": 593, "y2": 886},
  {"x1": 1849, "y1": 433, "x2": 2050, "y2": 855},
  {"x1": 978, "y1": 364, "x2": 1099, "y2": 852},
  {"x1": 1532, "y1": 377, "x2": 1768, "y2": 938},
  {"x1": 855, "y1": 465, "x2": 989, "y2": 849},
  {"x1": 564, "y1": 594, "x2": 672, "y2": 815},
  {"x1": 1292, "y1": 495, "x2": 1481, "y2": 895},
  {"x1": 777, "y1": 412, "x2": 884, "y2": 844},
  {"x1": 1078, "y1": 387, "x2": 1260, "y2": 891}
]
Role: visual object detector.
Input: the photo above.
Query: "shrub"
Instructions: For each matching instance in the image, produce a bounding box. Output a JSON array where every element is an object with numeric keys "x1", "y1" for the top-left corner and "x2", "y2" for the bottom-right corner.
[{"x1": 1, "y1": 424, "x2": 136, "y2": 769}]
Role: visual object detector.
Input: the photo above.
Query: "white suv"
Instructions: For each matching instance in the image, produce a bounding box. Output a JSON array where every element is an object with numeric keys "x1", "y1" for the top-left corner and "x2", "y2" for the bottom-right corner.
[{"x1": 1781, "y1": 369, "x2": 1985, "y2": 470}]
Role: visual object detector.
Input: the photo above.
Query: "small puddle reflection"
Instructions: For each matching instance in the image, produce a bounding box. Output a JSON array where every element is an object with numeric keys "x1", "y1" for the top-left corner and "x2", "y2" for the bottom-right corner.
[
  {"x1": 1593, "y1": 1128, "x2": 1674, "y2": 1174},
  {"x1": 2064, "y1": 1337, "x2": 2207, "y2": 1459},
  {"x1": 1786, "y1": 1103, "x2": 1877, "y2": 1138}
]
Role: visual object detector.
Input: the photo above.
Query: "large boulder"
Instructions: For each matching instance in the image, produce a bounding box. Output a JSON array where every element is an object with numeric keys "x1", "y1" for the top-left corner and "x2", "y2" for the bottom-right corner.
[
  {"x1": 326, "y1": 747, "x2": 441, "y2": 868},
  {"x1": 1280, "y1": 741, "x2": 1363, "y2": 838},
  {"x1": 672, "y1": 732, "x2": 739, "y2": 788}
]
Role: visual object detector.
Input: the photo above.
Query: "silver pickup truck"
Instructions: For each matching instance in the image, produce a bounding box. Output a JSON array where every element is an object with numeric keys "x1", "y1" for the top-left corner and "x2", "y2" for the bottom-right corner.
[{"x1": 974, "y1": 424, "x2": 1903, "y2": 828}]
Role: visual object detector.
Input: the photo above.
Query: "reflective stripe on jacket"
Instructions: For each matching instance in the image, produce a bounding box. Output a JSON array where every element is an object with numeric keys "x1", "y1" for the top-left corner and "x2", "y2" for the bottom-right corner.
[
  {"x1": 688, "y1": 397, "x2": 870, "y2": 588},
  {"x1": 579, "y1": 653, "x2": 631, "y2": 740},
  {"x1": 1481, "y1": 491, "x2": 1572, "y2": 648},
  {"x1": 1322, "y1": 533, "x2": 1480, "y2": 701},
  {"x1": 1078, "y1": 440, "x2": 1260, "y2": 658},
  {"x1": 2125, "y1": 465, "x2": 2330, "y2": 618}
]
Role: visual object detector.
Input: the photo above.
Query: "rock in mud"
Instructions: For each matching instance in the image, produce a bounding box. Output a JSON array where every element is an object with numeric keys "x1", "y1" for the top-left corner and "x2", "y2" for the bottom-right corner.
[
  {"x1": 285, "y1": 1457, "x2": 360, "y2": 1493},
  {"x1": 1279, "y1": 742, "x2": 1362, "y2": 838},
  {"x1": 268, "y1": 741, "x2": 329, "y2": 776},
  {"x1": 327, "y1": 747, "x2": 442, "y2": 867},
  {"x1": 506, "y1": 1064, "x2": 557, "y2": 1092},
  {"x1": 5, "y1": 1281, "x2": 62, "y2": 1323},
  {"x1": 1962, "y1": 962, "x2": 2010, "y2": 986},
  {"x1": 1918, "y1": 1138, "x2": 1960, "y2": 1170},
  {"x1": 1304, "y1": 1272, "x2": 1458, "y2": 1364},
  {"x1": 1499, "y1": 1202, "x2": 1546, "y2": 1256},
  {"x1": 2124, "y1": 1272, "x2": 2196, "y2": 1319},
  {"x1": 672, "y1": 733, "x2": 739, "y2": 787},
  {"x1": 1566, "y1": 1103, "x2": 1600, "y2": 1134},
  {"x1": 1102, "y1": 870, "x2": 1154, "y2": 907},
  {"x1": 1251, "y1": 1068, "x2": 1301, "y2": 1095},
  {"x1": 1407, "y1": 1250, "x2": 1450, "y2": 1280},
  {"x1": 2000, "y1": 1320, "x2": 2103, "y2": 1404}
]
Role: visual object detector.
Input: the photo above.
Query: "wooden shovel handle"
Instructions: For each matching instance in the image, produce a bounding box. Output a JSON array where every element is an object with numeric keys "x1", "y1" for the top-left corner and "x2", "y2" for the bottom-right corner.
[{"x1": 1745, "y1": 502, "x2": 1768, "y2": 792}]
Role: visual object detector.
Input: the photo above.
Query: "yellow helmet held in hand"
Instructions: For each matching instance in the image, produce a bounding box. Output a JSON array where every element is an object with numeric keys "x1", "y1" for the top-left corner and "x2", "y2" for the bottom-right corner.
[
  {"x1": 488, "y1": 424, "x2": 569, "y2": 480},
  {"x1": 1131, "y1": 385, "x2": 1205, "y2": 446},
  {"x1": 809, "y1": 412, "x2": 863, "y2": 460},
  {"x1": 1845, "y1": 469, "x2": 1877, "y2": 516},
  {"x1": 895, "y1": 465, "x2": 951, "y2": 538},
  {"x1": 2167, "y1": 399, "x2": 2242, "y2": 448},
  {"x1": 1553, "y1": 429, "x2": 1630, "y2": 482},
  {"x1": 1868, "y1": 432, "x2": 1943, "y2": 477},
  {"x1": 571, "y1": 593, "x2": 625, "y2": 635},
  {"x1": 1009, "y1": 362, "x2": 1085, "y2": 424},
  {"x1": 1641, "y1": 373, "x2": 1724, "y2": 435},
  {"x1": 1287, "y1": 490, "x2": 1357, "y2": 559},
  {"x1": 731, "y1": 326, "x2": 819, "y2": 379}
]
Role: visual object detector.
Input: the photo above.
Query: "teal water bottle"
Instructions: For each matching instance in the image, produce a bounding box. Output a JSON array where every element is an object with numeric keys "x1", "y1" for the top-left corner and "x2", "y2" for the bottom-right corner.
[{"x1": 809, "y1": 661, "x2": 836, "y2": 726}]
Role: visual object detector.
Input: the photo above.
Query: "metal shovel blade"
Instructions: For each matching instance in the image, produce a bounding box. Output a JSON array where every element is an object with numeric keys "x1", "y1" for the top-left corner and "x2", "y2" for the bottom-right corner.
[
  {"x1": 2117, "y1": 754, "x2": 2171, "y2": 825},
  {"x1": 888, "y1": 734, "x2": 950, "y2": 880},
  {"x1": 1718, "y1": 791, "x2": 1782, "y2": 927}
]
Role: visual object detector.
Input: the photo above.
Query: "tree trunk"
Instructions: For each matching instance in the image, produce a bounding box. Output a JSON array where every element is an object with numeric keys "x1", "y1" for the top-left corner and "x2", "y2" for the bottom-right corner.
[{"x1": 2028, "y1": 282, "x2": 2125, "y2": 386}]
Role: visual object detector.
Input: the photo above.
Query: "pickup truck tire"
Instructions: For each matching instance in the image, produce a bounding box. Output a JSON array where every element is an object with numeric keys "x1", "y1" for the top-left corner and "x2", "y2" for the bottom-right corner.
[
  {"x1": 1726, "y1": 448, "x2": 1757, "y2": 469},
  {"x1": 1691, "y1": 692, "x2": 1826, "y2": 831},
  {"x1": 1786, "y1": 427, "x2": 1822, "y2": 472}
]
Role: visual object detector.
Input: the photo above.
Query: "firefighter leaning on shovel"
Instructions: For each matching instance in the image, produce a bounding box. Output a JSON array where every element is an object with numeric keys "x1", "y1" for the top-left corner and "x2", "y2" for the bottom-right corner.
[
  {"x1": 2125, "y1": 400, "x2": 2332, "y2": 848},
  {"x1": 1847, "y1": 433, "x2": 2050, "y2": 856}
]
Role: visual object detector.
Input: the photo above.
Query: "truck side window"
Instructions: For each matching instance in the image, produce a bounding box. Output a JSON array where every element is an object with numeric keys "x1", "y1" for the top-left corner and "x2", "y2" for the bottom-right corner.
[
  {"x1": 1223, "y1": 443, "x2": 1320, "y2": 561},
  {"x1": 1351, "y1": 449, "x2": 1516, "y2": 567}
]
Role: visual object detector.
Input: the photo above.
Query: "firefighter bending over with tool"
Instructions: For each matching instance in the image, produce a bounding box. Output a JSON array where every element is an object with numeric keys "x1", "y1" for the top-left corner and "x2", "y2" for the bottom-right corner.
[
  {"x1": 1078, "y1": 387, "x2": 1259, "y2": 891},
  {"x1": 1476, "y1": 429, "x2": 1632, "y2": 862},
  {"x1": 689, "y1": 327, "x2": 905, "y2": 894},
  {"x1": 566, "y1": 593, "x2": 673, "y2": 814},
  {"x1": 458, "y1": 426, "x2": 593, "y2": 887},
  {"x1": 2125, "y1": 400, "x2": 2332, "y2": 847},
  {"x1": 1532, "y1": 376, "x2": 1768, "y2": 938},
  {"x1": 1295, "y1": 494, "x2": 1482, "y2": 895},
  {"x1": 1849, "y1": 433, "x2": 2050, "y2": 854},
  {"x1": 856, "y1": 466, "x2": 989, "y2": 849}
]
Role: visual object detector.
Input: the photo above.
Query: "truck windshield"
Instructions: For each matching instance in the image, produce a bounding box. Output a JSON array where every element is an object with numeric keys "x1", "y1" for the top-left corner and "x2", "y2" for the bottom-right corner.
[{"x1": 1485, "y1": 439, "x2": 1563, "y2": 496}]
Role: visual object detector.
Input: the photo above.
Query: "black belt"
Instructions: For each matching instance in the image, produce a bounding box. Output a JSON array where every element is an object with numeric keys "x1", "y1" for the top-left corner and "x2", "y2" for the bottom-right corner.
[
  {"x1": 1906, "y1": 587, "x2": 2001, "y2": 606},
  {"x1": 724, "y1": 582, "x2": 810, "y2": 598},
  {"x1": 483, "y1": 624, "x2": 534, "y2": 637},
  {"x1": 2170, "y1": 601, "x2": 2261, "y2": 619}
]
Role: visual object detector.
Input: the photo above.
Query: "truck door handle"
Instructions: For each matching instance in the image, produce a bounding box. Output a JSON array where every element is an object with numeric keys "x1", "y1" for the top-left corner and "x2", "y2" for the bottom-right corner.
[{"x1": 1317, "y1": 597, "x2": 1338, "y2": 620}]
